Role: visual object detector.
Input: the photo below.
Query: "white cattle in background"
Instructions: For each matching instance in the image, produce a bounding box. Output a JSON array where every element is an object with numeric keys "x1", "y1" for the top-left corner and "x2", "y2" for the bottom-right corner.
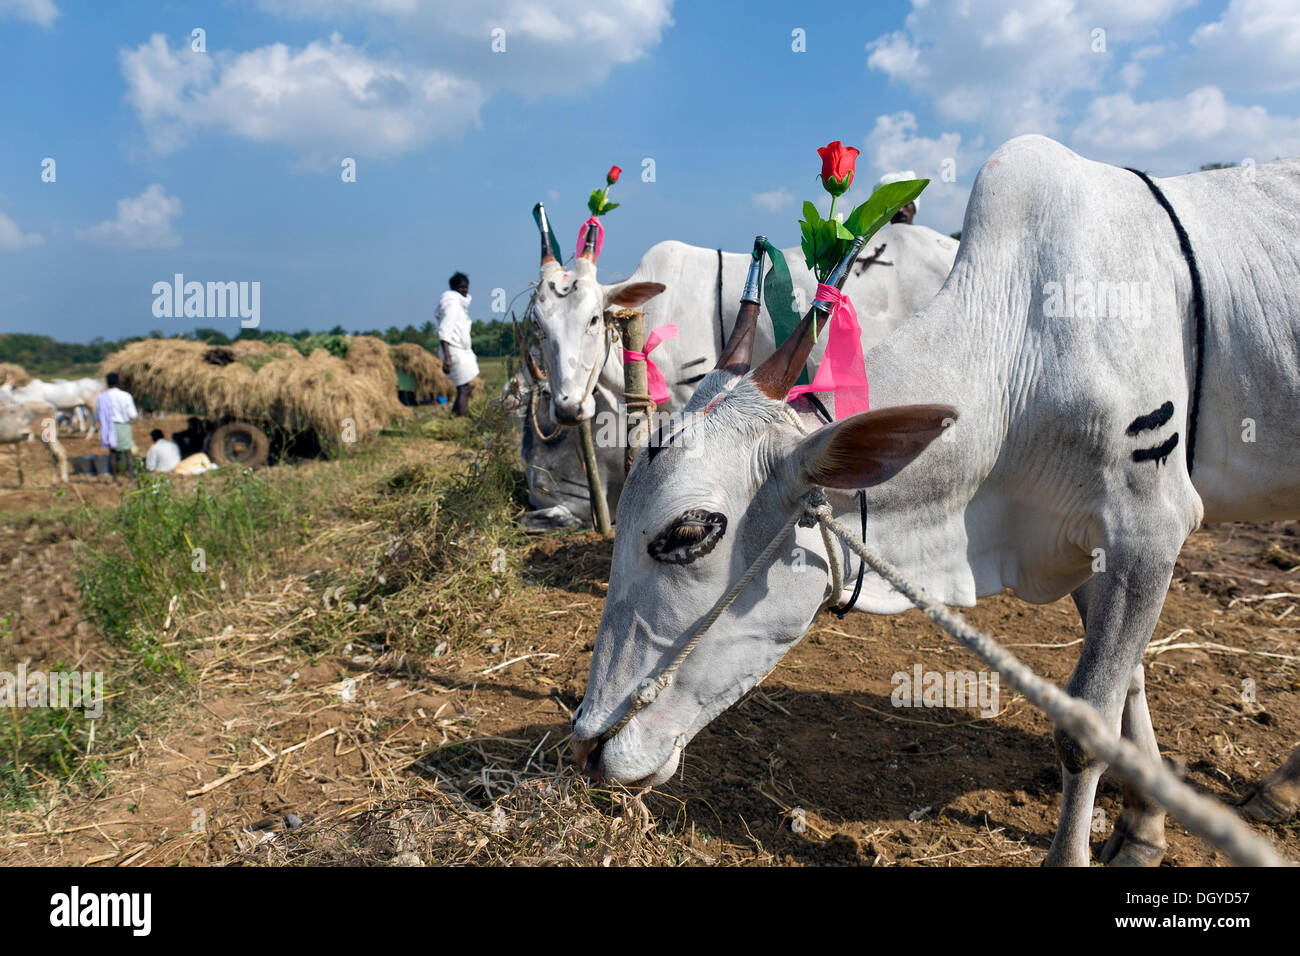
[
  {"x1": 5, "y1": 378, "x2": 102, "y2": 435},
  {"x1": 0, "y1": 401, "x2": 69, "y2": 486},
  {"x1": 517, "y1": 212, "x2": 958, "y2": 528}
]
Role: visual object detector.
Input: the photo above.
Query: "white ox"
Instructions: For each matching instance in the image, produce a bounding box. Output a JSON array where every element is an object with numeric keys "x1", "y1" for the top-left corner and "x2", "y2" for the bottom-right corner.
[
  {"x1": 2, "y1": 378, "x2": 102, "y2": 434},
  {"x1": 504, "y1": 364, "x2": 625, "y2": 532},
  {"x1": 0, "y1": 401, "x2": 69, "y2": 486},
  {"x1": 572, "y1": 135, "x2": 1300, "y2": 866},
  {"x1": 519, "y1": 216, "x2": 957, "y2": 528}
]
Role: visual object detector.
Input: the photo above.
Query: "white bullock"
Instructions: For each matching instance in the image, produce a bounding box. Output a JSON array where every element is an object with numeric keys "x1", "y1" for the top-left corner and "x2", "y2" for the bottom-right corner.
[
  {"x1": 7, "y1": 378, "x2": 102, "y2": 435},
  {"x1": 518, "y1": 210, "x2": 957, "y2": 528},
  {"x1": 1, "y1": 401, "x2": 69, "y2": 486},
  {"x1": 572, "y1": 136, "x2": 1300, "y2": 866}
]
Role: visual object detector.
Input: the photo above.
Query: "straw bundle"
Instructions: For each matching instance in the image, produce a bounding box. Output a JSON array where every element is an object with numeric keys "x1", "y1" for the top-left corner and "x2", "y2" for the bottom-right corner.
[
  {"x1": 345, "y1": 336, "x2": 400, "y2": 401},
  {"x1": 0, "y1": 362, "x2": 30, "y2": 387},
  {"x1": 390, "y1": 343, "x2": 455, "y2": 403},
  {"x1": 101, "y1": 338, "x2": 400, "y2": 447}
]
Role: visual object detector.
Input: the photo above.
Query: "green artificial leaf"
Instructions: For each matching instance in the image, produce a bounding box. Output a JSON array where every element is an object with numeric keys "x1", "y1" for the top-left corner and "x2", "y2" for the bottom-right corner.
[
  {"x1": 802, "y1": 200, "x2": 821, "y2": 226},
  {"x1": 834, "y1": 219, "x2": 854, "y2": 241},
  {"x1": 601, "y1": 201, "x2": 619, "y2": 214},
  {"x1": 844, "y1": 179, "x2": 929, "y2": 241},
  {"x1": 587, "y1": 188, "x2": 606, "y2": 217},
  {"x1": 760, "y1": 240, "x2": 809, "y2": 387}
]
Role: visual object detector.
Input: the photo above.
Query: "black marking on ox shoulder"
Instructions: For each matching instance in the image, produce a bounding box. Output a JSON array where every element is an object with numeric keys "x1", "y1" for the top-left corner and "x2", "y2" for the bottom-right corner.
[
  {"x1": 682, "y1": 357, "x2": 707, "y2": 368},
  {"x1": 676, "y1": 373, "x2": 707, "y2": 386},
  {"x1": 647, "y1": 510, "x2": 727, "y2": 564},
  {"x1": 1126, "y1": 401, "x2": 1174, "y2": 436},
  {"x1": 1132, "y1": 432, "x2": 1179, "y2": 467}
]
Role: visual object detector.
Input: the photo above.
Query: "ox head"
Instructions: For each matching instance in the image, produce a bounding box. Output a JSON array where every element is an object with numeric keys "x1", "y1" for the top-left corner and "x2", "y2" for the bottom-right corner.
[
  {"x1": 531, "y1": 204, "x2": 665, "y2": 425},
  {"x1": 571, "y1": 303, "x2": 955, "y2": 786}
]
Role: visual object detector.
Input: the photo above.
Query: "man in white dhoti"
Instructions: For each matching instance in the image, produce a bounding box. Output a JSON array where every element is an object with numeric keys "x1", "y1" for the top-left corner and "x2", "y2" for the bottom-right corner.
[
  {"x1": 96, "y1": 372, "x2": 138, "y2": 482},
  {"x1": 435, "y1": 272, "x2": 479, "y2": 416}
]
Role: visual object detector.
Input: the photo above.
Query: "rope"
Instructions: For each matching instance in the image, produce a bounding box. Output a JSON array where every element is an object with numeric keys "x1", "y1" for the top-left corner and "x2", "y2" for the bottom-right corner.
[
  {"x1": 1126, "y1": 167, "x2": 1206, "y2": 475},
  {"x1": 715, "y1": 248, "x2": 724, "y2": 349},
  {"x1": 812, "y1": 500, "x2": 1287, "y2": 868},
  {"x1": 528, "y1": 387, "x2": 564, "y2": 443},
  {"x1": 596, "y1": 504, "x2": 809, "y2": 746}
]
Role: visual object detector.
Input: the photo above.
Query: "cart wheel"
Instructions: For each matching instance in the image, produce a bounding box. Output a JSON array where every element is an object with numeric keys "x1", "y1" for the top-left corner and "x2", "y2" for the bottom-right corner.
[{"x1": 209, "y1": 422, "x2": 270, "y2": 468}]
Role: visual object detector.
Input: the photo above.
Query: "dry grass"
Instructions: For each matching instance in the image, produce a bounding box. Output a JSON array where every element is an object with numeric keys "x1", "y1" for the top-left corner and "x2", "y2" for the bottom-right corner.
[
  {"x1": 0, "y1": 362, "x2": 30, "y2": 387},
  {"x1": 101, "y1": 338, "x2": 402, "y2": 448},
  {"x1": 391, "y1": 343, "x2": 454, "y2": 403}
]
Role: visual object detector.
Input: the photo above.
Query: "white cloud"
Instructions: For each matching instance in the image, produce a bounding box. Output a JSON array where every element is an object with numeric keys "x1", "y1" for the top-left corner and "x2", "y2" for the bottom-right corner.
[
  {"x1": 0, "y1": 0, "x2": 58, "y2": 27},
  {"x1": 119, "y1": 2, "x2": 674, "y2": 164},
  {"x1": 254, "y1": 0, "x2": 675, "y2": 96},
  {"x1": 866, "y1": 0, "x2": 1192, "y2": 140},
  {"x1": 751, "y1": 188, "x2": 794, "y2": 212},
  {"x1": 122, "y1": 33, "x2": 484, "y2": 161},
  {"x1": 862, "y1": 112, "x2": 982, "y2": 234},
  {"x1": 1072, "y1": 86, "x2": 1300, "y2": 171},
  {"x1": 0, "y1": 210, "x2": 43, "y2": 250},
  {"x1": 76, "y1": 184, "x2": 183, "y2": 249},
  {"x1": 1190, "y1": 0, "x2": 1300, "y2": 93}
]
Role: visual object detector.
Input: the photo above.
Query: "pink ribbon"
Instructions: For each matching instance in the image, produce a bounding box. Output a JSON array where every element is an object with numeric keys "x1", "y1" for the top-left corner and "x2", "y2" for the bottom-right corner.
[
  {"x1": 575, "y1": 215, "x2": 605, "y2": 262},
  {"x1": 786, "y1": 284, "x2": 870, "y2": 419},
  {"x1": 623, "y1": 323, "x2": 679, "y2": 405}
]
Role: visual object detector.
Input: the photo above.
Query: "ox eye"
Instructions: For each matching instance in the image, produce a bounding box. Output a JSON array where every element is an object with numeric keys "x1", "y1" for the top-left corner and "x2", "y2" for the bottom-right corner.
[
  {"x1": 648, "y1": 510, "x2": 727, "y2": 564},
  {"x1": 589, "y1": 314, "x2": 600, "y2": 327}
]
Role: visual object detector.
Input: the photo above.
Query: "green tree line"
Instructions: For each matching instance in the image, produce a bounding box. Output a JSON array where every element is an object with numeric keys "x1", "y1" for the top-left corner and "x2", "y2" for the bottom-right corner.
[{"x1": 0, "y1": 320, "x2": 519, "y2": 377}]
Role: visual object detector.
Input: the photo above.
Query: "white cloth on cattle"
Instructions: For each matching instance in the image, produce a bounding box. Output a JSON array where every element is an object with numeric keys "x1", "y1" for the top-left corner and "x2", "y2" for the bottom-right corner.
[
  {"x1": 146, "y1": 438, "x2": 181, "y2": 473},
  {"x1": 435, "y1": 289, "x2": 480, "y2": 387}
]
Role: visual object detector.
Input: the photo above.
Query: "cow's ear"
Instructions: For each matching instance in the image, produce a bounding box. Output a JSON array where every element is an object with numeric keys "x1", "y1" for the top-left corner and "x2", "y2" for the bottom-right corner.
[
  {"x1": 792, "y1": 404, "x2": 956, "y2": 490},
  {"x1": 605, "y1": 280, "x2": 666, "y2": 310}
]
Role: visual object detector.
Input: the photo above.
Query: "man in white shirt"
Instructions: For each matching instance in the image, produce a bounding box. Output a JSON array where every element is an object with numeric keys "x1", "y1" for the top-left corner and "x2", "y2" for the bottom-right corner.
[
  {"x1": 96, "y1": 372, "x2": 139, "y2": 482},
  {"x1": 145, "y1": 429, "x2": 182, "y2": 473},
  {"x1": 435, "y1": 272, "x2": 479, "y2": 416}
]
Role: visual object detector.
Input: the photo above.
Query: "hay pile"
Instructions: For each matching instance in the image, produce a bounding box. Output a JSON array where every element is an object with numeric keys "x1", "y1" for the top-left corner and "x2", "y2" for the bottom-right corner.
[
  {"x1": 0, "y1": 362, "x2": 31, "y2": 387},
  {"x1": 101, "y1": 338, "x2": 402, "y2": 447},
  {"x1": 390, "y1": 343, "x2": 455, "y2": 403}
]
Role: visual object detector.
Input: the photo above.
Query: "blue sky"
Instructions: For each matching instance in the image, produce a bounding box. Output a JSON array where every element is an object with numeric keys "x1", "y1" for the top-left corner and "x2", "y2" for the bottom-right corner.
[{"x1": 2, "y1": 0, "x2": 1298, "y2": 342}]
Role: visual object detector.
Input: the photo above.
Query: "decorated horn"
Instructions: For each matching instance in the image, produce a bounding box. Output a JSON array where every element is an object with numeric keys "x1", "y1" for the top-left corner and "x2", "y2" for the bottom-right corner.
[
  {"x1": 536, "y1": 202, "x2": 560, "y2": 267},
  {"x1": 578, "y1": 221, "x2": 600, "y2": 261},
  {"x1": 715, "y1": 236, "x2": 767, "y2": 373},
  {"x1": 751, "y1": 234, "x2": 868, "y2": 400},
  {"x1": 512, "y1": 312, "x2": 547, "y2": 382}
]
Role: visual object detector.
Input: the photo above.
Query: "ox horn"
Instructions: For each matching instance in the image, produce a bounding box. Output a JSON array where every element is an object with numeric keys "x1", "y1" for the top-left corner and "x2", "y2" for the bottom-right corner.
[
  {"x1": 751, "y1": 234, "x2": 868, "y2": 400},
  {"x1": 578, "y1": 221, "x2": 599, "y2": 262},
  {"x1": 715, "y1": 235, "x2": 768, "y2": 374},
  {"x1": 512, "y1": 312, "x2": 547, "y2": 383},
  {"x1": 535, "y1": 202, "x2": 561, "y2": 267}
]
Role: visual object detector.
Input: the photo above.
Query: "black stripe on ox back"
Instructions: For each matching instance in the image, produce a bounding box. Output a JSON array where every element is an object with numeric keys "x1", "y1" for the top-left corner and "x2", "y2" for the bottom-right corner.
[
  {"x1": 1126, "y1": 401, "x2": 1174, "y2": 436},
  {"x1": 1132, "y1": 432, "x2": 1179, "y2": 467}
]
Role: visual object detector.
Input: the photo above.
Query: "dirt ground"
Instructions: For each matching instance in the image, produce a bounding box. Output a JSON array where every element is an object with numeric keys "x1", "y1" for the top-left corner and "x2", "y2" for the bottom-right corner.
[{"x1": 1, "y1": 425, "x2": 1297, "y2": 867}]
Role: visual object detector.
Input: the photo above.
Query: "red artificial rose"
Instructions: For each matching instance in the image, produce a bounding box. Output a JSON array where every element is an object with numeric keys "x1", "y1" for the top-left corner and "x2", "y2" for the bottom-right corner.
[
  {"x1": 606, "y1": 165, "x2": 622, "y2": 185},
  {"x1": 817, "y1": 141, "x2": 859, "y2": 197}
]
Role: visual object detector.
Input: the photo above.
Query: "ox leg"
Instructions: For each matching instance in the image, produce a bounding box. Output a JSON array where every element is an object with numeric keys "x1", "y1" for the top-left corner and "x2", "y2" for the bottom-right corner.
[
  {"x1": 45, "y1": 436, "x2": 69, "y2": 484},
  {"x1": 1097, "y1": 663, "x2": 1167, "y2": 866},
  {"x1": 1044, "y1": 560, "x2": 1174, "y2": 866},
  {"x1": 1240, "y1": 744, "x2": 1300, "y2": 823},
  {"x1": 13, "y1": 441, "x2": 23, "y2": 488}
]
